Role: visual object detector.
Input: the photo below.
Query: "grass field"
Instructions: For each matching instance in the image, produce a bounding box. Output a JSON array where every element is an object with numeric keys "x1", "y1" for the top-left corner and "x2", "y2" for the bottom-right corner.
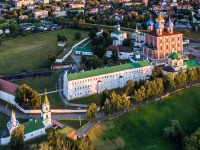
[
  {"x1": 88, "y1": 84, "x2": 200, "y2": 150},
  {"x1": 0, "y1": 29, "x2": 89, "y2": 74},
  {"x1": 58, "y1": 119, "x2": 88, "y2": 130}
]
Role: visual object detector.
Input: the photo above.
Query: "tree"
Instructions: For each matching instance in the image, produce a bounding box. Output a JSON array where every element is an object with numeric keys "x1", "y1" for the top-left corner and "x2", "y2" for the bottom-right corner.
[
  {"x1": 198, "y1": 26, "x2": 200, "y2": 33},
  {"x1": 103, "y1": 54, "x2": 108, "y2": 66},
  {"x1": 104, "y1": 98, "x2": 112, "y2": 115},
  {"x1": 15, "y1": 84, "x2": 41, "y2": 108},
  {"x1": 155, "y1": 78, "x2": 164, "y2": 95},
  {"x1": 39, "y1": 142, "x2": 53, "y2": 150},
  {"x1": 102, "y1": 30, "x2": 110, "y2": 38},
  {"x1": 10, "y1": 125, "x2": 24, "y2": 150},
  {"x1": 91, "y1": 55, "x2": 101, "y2": 69},
  {"x1": 121, "y1": 94, "x2": 130, "y2": 109},
  {"x1": 110, "y1": 91, "x2": 122, "y2": 111},
  {"x1": 186, "y1": 68, "x2": 196, "y2": 83},
  {"x1": 163, "y1": 120, "x2": 182, "y2": 142},
  {"x1": 111, "y1": 48, "x2": 118, "y2": 62},
  {"x1": 163, "y1": 73, "x2": 175, "y2": 91},
  {"x1": 192, "y1": 24, "x2": 196, "y2": 32},
  {"x1": 100, "y1": 89, "x2": 109, "y2": 106},
  {"x1": 88, "y1": 29, "x2": 97, "y2": 39},
  {"x1": 92, "y1": 36, "x2": 100, "y2": 45},
  {"x1": 174, "y1": 71, "x2": 187, "y2": 87},
  {"x1": 196, "y1": 66, "x2": 200, "y2": 79},
  {"x1": 86, "y1": 103, "x2": 97, "y2": 122},
  {"x1": 75, "y1": 32, "x2": 81, "y2": 40},
  {"x1": 122, "y1": 38, "x2": 131, "y2": 47},
  {"x1": 124, "y1": 80, "x2": 135, "y2": 96},
  {"x1": 103, "y1": 36, "x2": 113, "y2": 47},
  {"x1": 150, "y1": 66, "x2": 164, "y2": 80},
  {"x1": 182, "y1": 28, "x2": 190, "y2": 37},
  {"x1": 0, "y1": 37, "x2": 2, "y2": 45},
  {"x1": 48, "y1": 54, "x2": 56, "y2": 62},
  {"x1": 81, "y1": 55, "x2": 87, "y2": 64},
  {"x1": 133, "y1": 85, "x2": 146, "y2": 102},
  {"x1": 183, "y1": 127, "x2": 200, "y2": 150},
  {"x1": 93, "y1": 45, "x2": 106, "y2": 58}
]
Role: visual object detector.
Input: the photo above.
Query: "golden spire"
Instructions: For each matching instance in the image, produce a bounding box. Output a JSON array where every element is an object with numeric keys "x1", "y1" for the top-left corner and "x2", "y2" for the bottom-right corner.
[
  {"x1": 156, "y1": 11, "x2": 165, "y2": 23},
  {"x1": 44, "y1": 88, "x2": 49, "y2": 104}
]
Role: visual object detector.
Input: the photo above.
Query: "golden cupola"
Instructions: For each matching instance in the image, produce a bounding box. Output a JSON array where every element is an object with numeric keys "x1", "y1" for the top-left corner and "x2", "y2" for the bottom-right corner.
[{"x1": 156, "y1": 12, "x2": 165, "y2": 24}]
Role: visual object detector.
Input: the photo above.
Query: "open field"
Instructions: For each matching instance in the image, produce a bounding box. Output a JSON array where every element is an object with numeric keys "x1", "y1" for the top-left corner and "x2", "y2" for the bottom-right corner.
[
  {"x1": 0, "y1": 29, "x2": 89, "y2": 74},
  {"x1": 88, "y1": 84, "x2": 200, "y2": 150},
  {"x1": 58, "y1": 119, "x2": 88, "y2": 130}
]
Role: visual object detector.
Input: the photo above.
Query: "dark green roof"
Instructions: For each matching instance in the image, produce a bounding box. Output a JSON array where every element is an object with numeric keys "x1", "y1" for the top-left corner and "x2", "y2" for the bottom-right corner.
[
  {"x1": 169, "y1": 52, "x2": 182, "y2": 60},
  {"x1": 112, "y1": 30, "x2": 124, "y2": 35},
  {"x1": 184, "y1": 60, "x2": 200, "y2": 68},
  {"x1": 22, "y1": 118, "x2": 45, "y2": 134},
  {"x1": 76, "y1": 48, "x2": 93, "y2": 53},
  {"x1": 67, "y1": 60, "x2": 151, "y2": 81}
]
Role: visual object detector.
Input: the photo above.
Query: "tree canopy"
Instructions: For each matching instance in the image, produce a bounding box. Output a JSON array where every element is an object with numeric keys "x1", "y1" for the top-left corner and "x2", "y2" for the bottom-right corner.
[
  {"x1": 10, "y1": 125, "x2": 24, "y2": 150},
  {"x1": 86, "y1": 103, "x2": 97, "y2": 122}
]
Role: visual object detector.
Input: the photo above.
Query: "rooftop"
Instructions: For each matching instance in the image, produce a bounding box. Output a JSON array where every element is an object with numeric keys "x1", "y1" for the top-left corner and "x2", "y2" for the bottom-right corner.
[
  {"x1": 23, "y1": 118, "x2": 45, "y2": 134},
  {"x1": 67, "y1": 60, "x2": 151, "y2": 81},
  {"x1": 0, "y1": 79, "x2": 19, "y2": 95},
  {"x1": 145, "y1": 29, "x2": 182, "y2": 37},
  {"x1": 76, "y1": 48, "x2": 93, "y2": 53},
  {"x1": 112, "y1": 30, "x2": 125, "y2": 35},
  {"x1": 169, "y1": 52, "x2": 182, "y2": 60},
  {"x1": 184, "y1": 60, "x2": 199, "y2": 68}
]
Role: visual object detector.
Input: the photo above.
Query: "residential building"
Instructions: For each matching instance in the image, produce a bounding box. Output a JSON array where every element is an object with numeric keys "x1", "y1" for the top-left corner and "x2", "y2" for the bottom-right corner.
[
  {"x1": 15, "y1": 0, "x2": 33, "y2": 7},
  {"x1": 33, "y1": 10, "x2": 48, "y2": 19},
  {"x1": 143, "y1": 14, "x2": 183, "y2": 61},
  {"x1": 111, "y1": 23, "x2": 127, "y2": 46},
  {"x1": 69, "y1": 4, "x2": 85, "y2": 9},
  {"x1": 106, "y1": 45, "x2": 133, "y2": 60},
  {"x1": 63, "y1": 60, "x2": 152, "y2": 100},
  {"x1": 75, "y1": 48, "x2": 93, "y2": 56}
]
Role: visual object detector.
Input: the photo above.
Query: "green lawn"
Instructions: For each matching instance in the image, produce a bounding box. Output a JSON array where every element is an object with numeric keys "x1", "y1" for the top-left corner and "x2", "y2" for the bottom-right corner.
[
  {"x1": 88, "y1": 84, "x2": 200, "y2": 150},
  {"x1": 0, "y1": 29, "x2": 89, "y2": 74},
  {"x1": 58, "y1": 119, "x2": 88, "y2": 130}
]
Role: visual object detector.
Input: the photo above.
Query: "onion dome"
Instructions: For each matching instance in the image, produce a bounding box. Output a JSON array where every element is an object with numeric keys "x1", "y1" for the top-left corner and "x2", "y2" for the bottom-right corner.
[
  {"x1": 155, "y1": 21, "x2": 163, "y2": 29},
  {"x1": 156, "y1": 12, "x2": 165, "y2": 23},
  {"x1": 146, "y1": 18, "x2": 154, "y2": 26},
  {"x1": 166, "y1": 18, "x2": 174, "y2": 27}
]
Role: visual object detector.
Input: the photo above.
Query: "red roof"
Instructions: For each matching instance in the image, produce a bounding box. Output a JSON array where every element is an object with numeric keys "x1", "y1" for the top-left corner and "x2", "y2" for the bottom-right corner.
[
  {"x1": 0, "y1": 79, "x2": 19, "y2": 95},
  {"x1": 145, "y1": 29, "x2": 182, "y2": 37}
]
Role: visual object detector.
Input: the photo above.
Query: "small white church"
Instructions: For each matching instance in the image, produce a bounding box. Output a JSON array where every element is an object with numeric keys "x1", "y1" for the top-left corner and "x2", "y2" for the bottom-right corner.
[{"x1": 0, "y1": 90, "x2": 52, "y2": 145}]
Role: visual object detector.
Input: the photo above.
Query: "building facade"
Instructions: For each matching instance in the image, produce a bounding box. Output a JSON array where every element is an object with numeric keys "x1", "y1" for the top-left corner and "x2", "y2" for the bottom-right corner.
[
  {"x1": 143, "y1": 14, "x2": 183, "y2": 60},
  {"x1": 63, "y1": 60, "x2": 152, "y2": 100}
]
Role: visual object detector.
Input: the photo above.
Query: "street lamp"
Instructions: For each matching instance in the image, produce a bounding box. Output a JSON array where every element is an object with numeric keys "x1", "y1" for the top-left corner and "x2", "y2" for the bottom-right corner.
[{"x1": 79, "y1": 116, "x2": 81, "y2": 126}]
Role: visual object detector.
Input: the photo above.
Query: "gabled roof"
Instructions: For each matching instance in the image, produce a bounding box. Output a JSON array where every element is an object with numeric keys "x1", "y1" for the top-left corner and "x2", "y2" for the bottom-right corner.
[
  {"x1": 0, "y1": 79, "x2": 19, "y2": 95},
  {"x1": 23, "y1": 118, "x2": 45, "y2": 134},
  {"x1": 112, "y1": 30, "x2": 124, "y2": 35},
  {"x1": 67, "y1": 60, "x2": 151, "y2": 81}
]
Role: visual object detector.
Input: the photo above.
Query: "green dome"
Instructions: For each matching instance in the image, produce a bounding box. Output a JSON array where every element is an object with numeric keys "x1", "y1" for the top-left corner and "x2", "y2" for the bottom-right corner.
[{"x1": 169, "y1": 52, "x2": 182, "y2": 60}]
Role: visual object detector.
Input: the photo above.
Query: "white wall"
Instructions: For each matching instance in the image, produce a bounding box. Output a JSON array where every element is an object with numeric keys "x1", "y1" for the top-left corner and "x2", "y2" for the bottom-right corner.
[
  {"x1": 24, "y1": 128, "x2": 46, "y2": 141},
  {"x1": 1, "y1": 136, "x2": 10, "y2": 145},
  {"x1": 0, "y1": 91, "x2": 16, "y2": 105},
  {"x1": 65, "y1": 65, "x2": 152, "y2": 100}
]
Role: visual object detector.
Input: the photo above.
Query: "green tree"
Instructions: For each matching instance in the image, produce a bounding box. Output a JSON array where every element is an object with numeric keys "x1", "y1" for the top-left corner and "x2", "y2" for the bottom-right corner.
[
  {"x1": 133, "y1": 86, "x2": 146, "y2": 102},
  {"x1": 48, "y1": 54, "x2": 56, "y2": 62},
  {"x1": 124, "y1": 80, "x2": 135, "y2": 96},
  {"x1": 93, "y1": 45, "x2": 106, "y2": 58},
  {"x1": 155, "y1": 78, "x2": 164, "y2": 95},
  {"x1": 0, "y1": 37, "x2": 2, "y2": 45},
  {"x1": 88, "y1": 29, "x2": 97, "y2": 39},
  {"x1": 110, "y1": 91, "x2": 122, "y2": 111},
  {"x1": 10, "y1": 125, "x2": 24, "y2": 150},
  {"x1": 103, "y1": 36, "x2": 113, "y2": 47},
  {"x1": 122, "y1": 38, "x2": 131, "y2": 47},
  {"x1": 81, "y1": 55, "x2": 87, "y2": 64},
  {"x1": 163, "y1": 120, "x2": 182, "y2": 142},
  {"x1": 91, "y1": 55, "x2": 101, "y2": 69},
  {"x1": 182, "y1": 28, "x2": 190, "y2": 37},
  {"x1": 183, "y1": 127, "x2": 200, "y2": 150},
  {"x1": 121, "y1": 94, "x2": 130, "y2": 109},
  {"x1": 102, "y1": 30, "x2": 110, "y2": 38},
  {"x1": 30, "y1": 144, "x2": 38, "y2": 150},
  {"x1": 104, "y1": 98, "x2": 112, "y2": 115},
  {"x1": 15, "y1": 84, "x2": 41, "y2": 108},
  {"x1": 174, "y1": 71, "x2": 187, "y2": 87},
  {"x1": 39, "y1": 142, "x2": 53, "y2": 150},
  {"x1": 13, "y1": 10, "x2": 18, "y2": 18},
  {"x1": 163, "y1": 73, "x2": 175, "y2": 91},
  {"x1": 111, "y1": 48, "x2": 118, "y2": 62},
  {"x1": 196, "y1": 66, "x2": 200, "y2": 79},
  {"x1": 86, "y1": 103, "x2": 97, "y2": 122},
  {"x1": 150, "y1": 66, "x2": 164, "y2": 80},
  {"x1": 75, "y1": 32, "x2": 81, "y2": 40},
  {"x1": 103, "y1": 54, "x2": 108, "y2": 66},
  {"x1": 186, "y1": 68, "x2": 196, "y2": 83},
  {"x1": 100, "y1": 89, "x2": 109, "y2": 106},
  {"x1": 198, "y1": 26, "x2": 200, "y2": 33}
]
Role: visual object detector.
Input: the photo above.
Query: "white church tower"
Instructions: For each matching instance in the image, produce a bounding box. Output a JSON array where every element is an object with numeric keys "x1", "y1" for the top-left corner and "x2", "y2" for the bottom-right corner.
[
  {"x1": 7, "y1": 110, "x2": 20, "y2": 135},
  {"x1": 41, "y1": 89, "x2": 52, "y2": 128}
]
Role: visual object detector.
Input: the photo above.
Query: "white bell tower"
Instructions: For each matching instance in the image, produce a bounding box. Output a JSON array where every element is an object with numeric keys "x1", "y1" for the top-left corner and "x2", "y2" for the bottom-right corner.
[
  {"x1": 41, "y1": 89, "x2": 52, "y2": 128},
  {"x1": 7, "y1": 110, "x2": 20, "y2": 134}
]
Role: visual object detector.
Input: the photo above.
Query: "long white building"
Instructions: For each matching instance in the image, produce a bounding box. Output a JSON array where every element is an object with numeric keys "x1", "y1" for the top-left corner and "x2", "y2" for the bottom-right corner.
[{"x1": 63, "y1": 60, "x2": 152, "y2": 100}]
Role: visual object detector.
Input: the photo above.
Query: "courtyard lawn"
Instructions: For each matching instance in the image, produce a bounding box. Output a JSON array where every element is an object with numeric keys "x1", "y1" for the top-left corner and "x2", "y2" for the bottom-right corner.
[
  {"x1": 12, "y1": 71, "x2": 62, "y2": 93},
  {"x1": 88, "y1": 84, "x2": 200, "y2": 150},
  {"x1": 0, "y1": 29, "x2": 88, "y2": 74},
  {"x1": 58, "y1": 119, "x2": 88, "y2": 130}
]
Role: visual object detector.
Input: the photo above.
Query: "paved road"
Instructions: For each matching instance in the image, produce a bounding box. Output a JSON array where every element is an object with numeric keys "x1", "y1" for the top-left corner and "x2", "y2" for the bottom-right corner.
[{"x1": 184, "y1": 42, "x2": 200, "y2": 62}]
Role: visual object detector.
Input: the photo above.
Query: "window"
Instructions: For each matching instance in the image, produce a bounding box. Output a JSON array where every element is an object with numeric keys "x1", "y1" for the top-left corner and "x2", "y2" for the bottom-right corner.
[
  {"x1": 167, "y1": 45, "x2": 168, "y2": 49},
  {"x1": 31, "y1": 134, "x2": 33, "y2": 136},
  {"x1": 161, "y1": 46, "x2": 162, "y2": 50},
  {"x1": 46, "y1": 114, "x2": 48, "y2": 118},
  {"x1": 46, "y1": 107, "x2": 48, "y2": 111},
  {"x1": 178, "y1": 36, "x2": 180, "y2": 40}
]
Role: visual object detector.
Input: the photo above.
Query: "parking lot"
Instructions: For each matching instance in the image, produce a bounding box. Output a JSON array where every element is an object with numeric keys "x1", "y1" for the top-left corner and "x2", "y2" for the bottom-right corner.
[{"x1": 184, "y1": 42, "x2": 200, "y2": 62}]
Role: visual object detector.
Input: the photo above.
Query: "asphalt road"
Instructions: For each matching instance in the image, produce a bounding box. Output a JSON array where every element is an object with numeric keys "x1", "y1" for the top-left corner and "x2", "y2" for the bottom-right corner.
[{"x1": 184, "y1": 42, "x2": 200, "y2": 62}]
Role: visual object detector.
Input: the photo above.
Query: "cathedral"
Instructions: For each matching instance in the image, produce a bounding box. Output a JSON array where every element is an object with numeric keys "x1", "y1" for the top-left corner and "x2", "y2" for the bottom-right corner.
[
  {"x1": 0, "y1": 90, "x2": 52, "y2": 145},
  {"x1": 143, "y1": 13, "x2": 183, "y2": 61}
]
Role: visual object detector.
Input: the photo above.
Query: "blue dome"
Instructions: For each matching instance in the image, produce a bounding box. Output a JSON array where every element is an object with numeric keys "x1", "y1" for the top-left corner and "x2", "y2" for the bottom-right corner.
[
  {"x1": 166, "y1": 19, "x2": 174, "y2": 27},
  {"x1": 155, "y1": 21, "x2": 163, "y2": 29},
  {"x1": 146, "y1": 18, "x2": 154, "y2": 26}
]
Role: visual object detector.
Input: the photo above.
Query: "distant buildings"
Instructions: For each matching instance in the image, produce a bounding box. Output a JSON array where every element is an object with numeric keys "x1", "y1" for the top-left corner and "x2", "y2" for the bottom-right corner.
[{"x1": 33, "y1": 10, "x2": 48, "y2": 19}]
